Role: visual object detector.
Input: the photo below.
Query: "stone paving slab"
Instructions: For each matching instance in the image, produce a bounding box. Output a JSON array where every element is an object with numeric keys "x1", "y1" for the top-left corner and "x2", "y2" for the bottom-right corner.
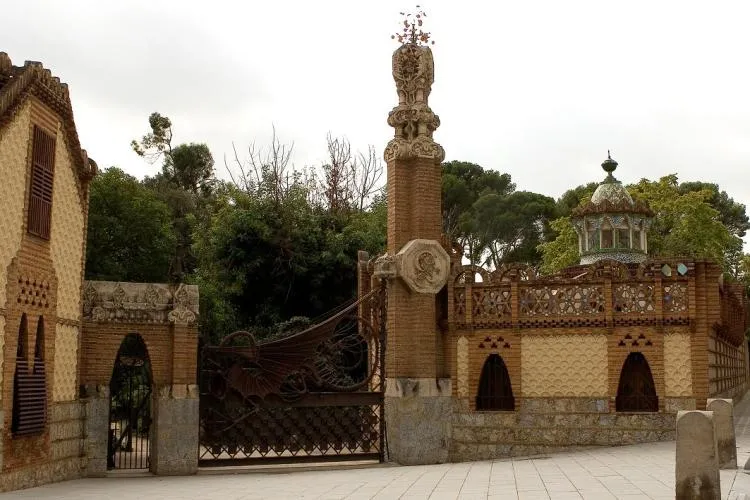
[{"x1": 4, "y1": 397, "x2": 750, "y2": 499}]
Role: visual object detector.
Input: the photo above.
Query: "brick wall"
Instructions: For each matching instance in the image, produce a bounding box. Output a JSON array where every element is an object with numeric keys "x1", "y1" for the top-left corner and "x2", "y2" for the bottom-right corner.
[{"x1": 81, "y1": 322, "x2": 175, "y2": 387}]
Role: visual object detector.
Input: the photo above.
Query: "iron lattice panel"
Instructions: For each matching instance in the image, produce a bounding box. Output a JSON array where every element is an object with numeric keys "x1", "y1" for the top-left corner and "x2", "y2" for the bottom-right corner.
[{"x1": 199, "y1": 398, "x2": 382, "y2": 465}]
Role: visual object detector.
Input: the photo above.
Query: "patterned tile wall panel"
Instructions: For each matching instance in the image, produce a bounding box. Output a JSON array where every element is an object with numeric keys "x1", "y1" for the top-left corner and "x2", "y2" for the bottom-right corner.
[
  {"x1": 50, "y1": 131, "x2": 85, "y2": 321},
  {"x1": 521, "y1": 334, "x2": 608, "y2": 396},
  {"x1": 0, "y1": 102, "x2": 31, "y2": 309},
  {"x1": 457, "y1": 336, "x2": 468, "y2": 397},
  {"x1": 52, "y1": 323, "x2": 78, "y2": 401},
  {"x1": 664, "y1": 332, "x2": 692, "y2": 396}
]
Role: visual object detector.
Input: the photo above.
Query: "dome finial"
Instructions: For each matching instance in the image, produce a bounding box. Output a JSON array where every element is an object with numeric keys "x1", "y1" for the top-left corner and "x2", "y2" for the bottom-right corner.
[{"x1": 601, "y1": 151, "x2": 618, "y2": 182}]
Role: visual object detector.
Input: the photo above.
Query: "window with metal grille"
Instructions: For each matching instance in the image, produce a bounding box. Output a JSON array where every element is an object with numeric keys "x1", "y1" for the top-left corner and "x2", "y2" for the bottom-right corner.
[
  {"x1": 476, "y1": 354, "x2": 515, "y2": 411},
  {"x1": 615, "y1": 352, "x2": 658, "y2": 412},
  {"x1": 11, "y1": 315, "x2": 48, "y2": 436},
  {"x1": 27, "y1": 126, "x2": 56, "y2": 240}
]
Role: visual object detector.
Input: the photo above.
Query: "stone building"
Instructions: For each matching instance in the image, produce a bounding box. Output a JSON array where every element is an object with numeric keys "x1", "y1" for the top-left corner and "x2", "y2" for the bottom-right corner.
[
  {"x1": 0, "y1": 53, "x2": 199, "y2": 491},
  {"x1": 362, "y1": 39, "x2": 750, "y2": 465}
]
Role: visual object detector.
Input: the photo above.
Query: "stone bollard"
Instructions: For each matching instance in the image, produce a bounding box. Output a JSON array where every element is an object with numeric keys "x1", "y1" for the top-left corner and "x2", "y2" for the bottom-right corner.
[
  {"x1": 707, "y1": 398, "x2": 737, "y2": 469},
  {"x1": 675, "y1": 410, "x2": 720, "y2": 500}
]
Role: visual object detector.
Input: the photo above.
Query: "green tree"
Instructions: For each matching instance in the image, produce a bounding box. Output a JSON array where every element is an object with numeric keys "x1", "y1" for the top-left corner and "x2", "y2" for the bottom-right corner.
[
  {"x1": 193, "y1": 177, "x2": 387, "y2": 341},
  {"x1": 628, "y1": 175, "x2": 736, "y2": 263},
  {"x1": 132, "y1": 112, "x2": 217, "y2": 281},
  {"x1": 85, "y1": 167, "x2": 176, "y2": 282},
  {"x1": 538, "y1": 217, "x2": 580, "y2": 274},
  {"x1": 441, "y1": 161, "x2": 556, "y2": 266},
  {"x1": 472, "y1": 190, "x2": 556, "y2": 267}
]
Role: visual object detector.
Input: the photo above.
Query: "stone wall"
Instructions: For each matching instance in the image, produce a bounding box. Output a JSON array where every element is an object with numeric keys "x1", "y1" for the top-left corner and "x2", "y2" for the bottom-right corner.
[
  {"x1": 450, "y1": 398, "x2": 676, "y2": 462},
  {"x1": 0, "y1": 401, "x2": 84, "y2": 492}
]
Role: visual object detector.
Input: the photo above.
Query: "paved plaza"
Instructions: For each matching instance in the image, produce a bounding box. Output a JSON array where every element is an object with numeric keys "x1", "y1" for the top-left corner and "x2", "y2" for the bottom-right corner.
[{"x1": 4, "y1": 399, "x2": 750, "y2": 500}]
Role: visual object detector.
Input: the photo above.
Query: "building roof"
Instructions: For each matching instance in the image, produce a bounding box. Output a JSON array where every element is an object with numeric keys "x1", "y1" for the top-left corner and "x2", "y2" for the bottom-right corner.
[
  {"x1": 572, "y1": 154, "x2": 653, "y2": 218},
  {"x1": 0, "y1": 51, "x2": 97, "y2": 183}
]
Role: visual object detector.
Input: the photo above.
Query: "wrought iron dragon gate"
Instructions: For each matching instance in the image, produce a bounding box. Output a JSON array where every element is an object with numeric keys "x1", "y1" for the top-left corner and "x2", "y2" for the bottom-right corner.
[{"x1": 199, "y1": 283, "x2": 386, "y2": 466}]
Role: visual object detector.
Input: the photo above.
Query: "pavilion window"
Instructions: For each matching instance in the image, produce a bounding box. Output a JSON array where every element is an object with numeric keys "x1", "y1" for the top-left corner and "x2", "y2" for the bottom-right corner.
[
  {"x1": 617, "y1": 228, "x2": 630, "y2": 249},
  {"x1": 587, "y1": 230, "x2": 599, "y2": 251},
  {"x1": 27, "y1": 126, "x2": 56, "y2": 240},
  {"x1": 632, "y1": 229, "x2": 641, "y2": 250},
  {"x1": 601, "y1": 226, "x2": 613, "y2": 249}
]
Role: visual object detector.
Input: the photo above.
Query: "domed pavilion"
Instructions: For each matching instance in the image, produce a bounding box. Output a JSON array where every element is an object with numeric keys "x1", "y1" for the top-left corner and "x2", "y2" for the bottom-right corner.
[{"x1": 571, "y1": 153, "x2": 654, "y2": 265}]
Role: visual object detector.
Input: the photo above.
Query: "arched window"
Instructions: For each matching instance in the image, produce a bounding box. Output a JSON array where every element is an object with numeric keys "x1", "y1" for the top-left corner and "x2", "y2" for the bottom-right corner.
[
  {"x1": 11, "y1": 315, "x2": 47, "y2": 436},
  {"x1": 616, "y1": 352, "x2": 658, "y2": 412},
  {"x1": 476, "y1": 354, "x2": 514, "y2": 411}
]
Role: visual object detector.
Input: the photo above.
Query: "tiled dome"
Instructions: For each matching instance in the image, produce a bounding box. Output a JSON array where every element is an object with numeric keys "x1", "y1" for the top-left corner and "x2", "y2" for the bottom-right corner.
[{"x1": 570, "y1": 153, "x2": 654, "y2": 265}]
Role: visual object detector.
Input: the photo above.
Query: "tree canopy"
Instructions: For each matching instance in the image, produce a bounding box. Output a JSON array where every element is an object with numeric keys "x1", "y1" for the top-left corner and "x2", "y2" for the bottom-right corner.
[
  {"x1": 441, "y1": 161, "x2": 555, "y2": 268},
  {"x1": 85, "y1": 167, "x2": 175, "y2": 282}
]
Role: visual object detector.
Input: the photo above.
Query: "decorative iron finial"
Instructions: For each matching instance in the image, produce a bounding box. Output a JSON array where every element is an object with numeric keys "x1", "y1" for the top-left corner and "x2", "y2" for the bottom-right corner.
[
  {"x1": 601, "y1": 151, "x2": 618, "y2": 182},
  {"x1": 391, "y1": 5, "x2": 434, "y2": 45}
]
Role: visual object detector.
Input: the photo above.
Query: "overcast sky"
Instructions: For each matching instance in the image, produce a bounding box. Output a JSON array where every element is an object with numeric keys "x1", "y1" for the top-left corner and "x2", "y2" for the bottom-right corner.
[{"x1": 4, "y1": 1, "x2": 750, "y2": 225}]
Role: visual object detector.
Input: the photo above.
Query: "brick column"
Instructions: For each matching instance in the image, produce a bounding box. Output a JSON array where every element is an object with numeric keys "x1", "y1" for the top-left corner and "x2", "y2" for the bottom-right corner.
[{"x1": 379, "y1": 42, "x2": 451, "y2": 465}]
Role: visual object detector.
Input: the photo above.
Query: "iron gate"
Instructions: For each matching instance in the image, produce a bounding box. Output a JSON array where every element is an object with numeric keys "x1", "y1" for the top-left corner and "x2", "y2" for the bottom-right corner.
[
  {"x1": 199, "y1": 283, "x2": 386, "y2": 466},
  {"x1": 108, "y1": 334, "x2": 152, "y2": 470}
]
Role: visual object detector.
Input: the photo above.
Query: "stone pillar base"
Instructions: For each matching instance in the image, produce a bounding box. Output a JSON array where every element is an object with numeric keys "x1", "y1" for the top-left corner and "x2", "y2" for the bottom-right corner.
[
  {"x1": 676, "y1": 410, "x2": 721, "y2": 499},
  {"x1": 385, "y1": 378, "x2": 452, "y2": 465},
  {"x1": 151, "y1": 384, "x2": 199, "y2": 475},
  {"x1": 82, "y1": 385, "x2": 110, "y2": 477}
]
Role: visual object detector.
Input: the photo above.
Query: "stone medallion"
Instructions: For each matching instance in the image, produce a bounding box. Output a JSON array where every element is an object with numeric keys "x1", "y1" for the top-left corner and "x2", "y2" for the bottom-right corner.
[{"x1": 396, "y1": 239, "x2": 450, "y2": 294}]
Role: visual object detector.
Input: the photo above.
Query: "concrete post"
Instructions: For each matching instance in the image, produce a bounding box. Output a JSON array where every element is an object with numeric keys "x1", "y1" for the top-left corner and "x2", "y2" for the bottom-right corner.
[
  {"x1": 82, "y1": 384, "x2": 110, "y2": 477},
  {"x1": 707, "y1": 398, "x2": 737, "y2": 469},
  {"x1": 675, "y1": 410, "x2": 720, "y2": 499},
  {"x1": 150, "y1": 384, "x2": 199, "y2": 475}
]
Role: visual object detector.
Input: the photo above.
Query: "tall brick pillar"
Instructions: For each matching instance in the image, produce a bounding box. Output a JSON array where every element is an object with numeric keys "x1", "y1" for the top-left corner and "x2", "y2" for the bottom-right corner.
[{"x1": 375, "y1": 41, "x2": 451, "y2": 465}]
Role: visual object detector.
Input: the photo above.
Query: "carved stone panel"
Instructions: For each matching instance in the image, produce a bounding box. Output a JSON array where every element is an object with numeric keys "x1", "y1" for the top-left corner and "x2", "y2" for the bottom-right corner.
[
  {"x1": 82, "y1": 281, "x2": 199, "y2": 324},
  {"x1": 395, "y1": 239, "x2": 450, "y2": 294}
]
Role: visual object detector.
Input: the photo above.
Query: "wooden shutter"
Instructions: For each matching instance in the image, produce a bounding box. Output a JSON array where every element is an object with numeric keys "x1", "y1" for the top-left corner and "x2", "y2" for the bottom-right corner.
[
  {"x1": 28, "y1": 126, "x2": 56, "y2": 239},
  {"x1": 11, "y1": 316, "x2": 48, "y2": 436}
]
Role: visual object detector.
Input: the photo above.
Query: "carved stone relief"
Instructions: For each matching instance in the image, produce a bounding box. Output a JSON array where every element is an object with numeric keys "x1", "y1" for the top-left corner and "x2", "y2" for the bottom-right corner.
[
  {"x1": 396, "y1": 239, "x2": 450, "y2": 295},
  {"x1": 385, "y1": 44, "x2": 444, "y2": 164},
  {"x1": 82, "y1": 280, "x2": 199, "y2": 324}
]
